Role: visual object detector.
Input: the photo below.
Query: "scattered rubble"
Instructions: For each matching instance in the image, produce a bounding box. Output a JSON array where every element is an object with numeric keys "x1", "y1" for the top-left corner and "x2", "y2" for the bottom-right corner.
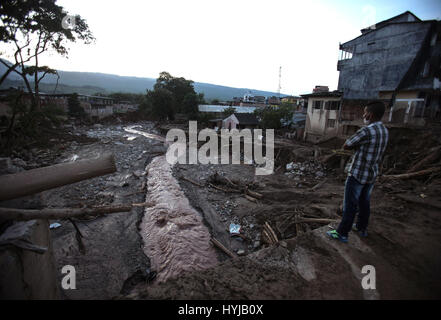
[{"x1": 1, "y1": 119, "x2": 441, "y2": 300}]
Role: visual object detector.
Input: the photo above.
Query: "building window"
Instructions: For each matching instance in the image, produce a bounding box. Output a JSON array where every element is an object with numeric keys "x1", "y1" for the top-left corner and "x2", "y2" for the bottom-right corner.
[
  {"x1": 327, "y1": 119, "x2": 336, "y2": 128},
  {"x1": 413, "y1": 101, "x2": 425, "y2": 118},
  {"x1": 313, "y1": 100, "x2": 323, "y2": 109},
  {"x1": 422, "y1": 62, "x2": 430, "y2": 78},
  {"x1": 324, "y1": 101, "x2": 340, "y2": 110}
]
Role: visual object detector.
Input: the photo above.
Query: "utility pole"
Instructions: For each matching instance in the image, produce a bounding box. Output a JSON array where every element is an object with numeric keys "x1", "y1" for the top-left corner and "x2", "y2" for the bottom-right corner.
[{"x1": 278, "y1": 66, "x2": 282, "y2": 99}]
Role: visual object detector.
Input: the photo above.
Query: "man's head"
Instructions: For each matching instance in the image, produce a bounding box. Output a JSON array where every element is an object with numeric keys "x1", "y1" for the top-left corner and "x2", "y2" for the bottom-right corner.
[{"x1": 363, "y1": 101, "x2": 385, "y2": 125}]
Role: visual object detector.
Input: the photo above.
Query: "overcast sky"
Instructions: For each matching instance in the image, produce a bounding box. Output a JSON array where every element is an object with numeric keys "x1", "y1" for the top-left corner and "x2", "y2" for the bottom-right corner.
[{"x1": 39, "y1": 0, "x2": 441, "y2": 95}]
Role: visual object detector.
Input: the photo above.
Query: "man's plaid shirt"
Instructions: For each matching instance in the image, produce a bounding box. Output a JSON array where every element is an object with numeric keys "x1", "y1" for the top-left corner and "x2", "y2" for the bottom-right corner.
[{"x1": 346, "y1": 121, "x2": 389, "y2": 184}]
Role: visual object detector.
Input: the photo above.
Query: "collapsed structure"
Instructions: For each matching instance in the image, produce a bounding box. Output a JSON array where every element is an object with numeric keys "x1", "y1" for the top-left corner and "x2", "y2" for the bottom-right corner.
[{"x1": 303, "y1": 11, "x2": 441, "y2": 142}]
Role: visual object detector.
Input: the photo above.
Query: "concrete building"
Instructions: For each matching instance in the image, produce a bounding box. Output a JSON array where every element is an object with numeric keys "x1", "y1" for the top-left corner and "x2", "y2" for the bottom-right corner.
[
  {"x1": 337, "y1": 11, "x2": 441, "y2": 131},
  {"x1": 301, "y1": 90, "x2": 342, "y2": 143},
  {"x1": 0, "y1": 90, "x2": 137, "y2": 120}
]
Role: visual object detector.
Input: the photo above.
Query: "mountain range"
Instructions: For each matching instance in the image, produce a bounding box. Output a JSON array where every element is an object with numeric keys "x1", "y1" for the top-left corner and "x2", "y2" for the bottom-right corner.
[{"x1": 0, "y1": 61, "x2": 286, "y2": 101}]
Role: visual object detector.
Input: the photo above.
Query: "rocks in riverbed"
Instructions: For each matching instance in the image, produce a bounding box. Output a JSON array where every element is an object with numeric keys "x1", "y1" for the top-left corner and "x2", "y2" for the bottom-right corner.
[{"x1": 0, "y1": 157, "x2": 24, "y2": 174}]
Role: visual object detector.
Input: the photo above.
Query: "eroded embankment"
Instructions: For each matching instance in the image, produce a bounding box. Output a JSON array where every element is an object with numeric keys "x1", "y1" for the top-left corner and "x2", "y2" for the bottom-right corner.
[{"x1": 139, "y1": 155, "x2": 219, "y2": 283}]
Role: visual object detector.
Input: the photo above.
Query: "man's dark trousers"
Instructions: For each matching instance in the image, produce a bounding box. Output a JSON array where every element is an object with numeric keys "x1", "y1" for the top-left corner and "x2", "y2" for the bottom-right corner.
[{"x1": 337, "y1": 175, "x2": 374, "y2": 237}]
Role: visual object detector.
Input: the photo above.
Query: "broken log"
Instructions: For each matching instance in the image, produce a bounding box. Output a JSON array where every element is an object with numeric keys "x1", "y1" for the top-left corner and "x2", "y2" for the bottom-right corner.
[
  {"x1": 264, "y1": 222, "x2": 279, "y2": 243},
  {"x1": 310, "y1": 179, "x2": 328, "y2": 191},
  {"x1": 210, "y1": 237, "x2": 237, "y2": 259},
  {"x1": 407, "y1": 147, "x2": 441, "y2": 173},
  {"x1": 0, "y1": 153, "x2": 116, "y2": 202},
  {"x1": 244, "y1": 194, "x2": 258, "y2": 203},
  {"x1": 382, "y1": 166, "x2": 441, "y2": 181},
  {"x1": 245, "y1": 188, "x2": 263, "y2": 199},
  {"x1": 208, "y1": 183, "x2": 240, "y2": 193},
  {"x1": 180, "y1": 176, "x2": 205, "y2": 187},
  {"x1": 261, "y1": 229, "x2": 274, "y2": 245},
  {"x1": 294, "y1": 218, "x2": 337, "y2": 224},
  {"x1": 0, "y1": 204, "x2": 133, "y2": 221}
]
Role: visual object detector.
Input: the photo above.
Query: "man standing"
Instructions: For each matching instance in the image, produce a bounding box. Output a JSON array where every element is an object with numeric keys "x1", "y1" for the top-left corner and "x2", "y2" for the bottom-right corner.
[{"x1": 327, "y1": 101, "x2": 389, "y2": 243}]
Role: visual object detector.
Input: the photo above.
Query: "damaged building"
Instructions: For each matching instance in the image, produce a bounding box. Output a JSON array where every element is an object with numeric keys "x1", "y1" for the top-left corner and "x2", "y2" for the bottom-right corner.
[{"x1": 304, "y1": 11, "x2": 441, "y2": 141}]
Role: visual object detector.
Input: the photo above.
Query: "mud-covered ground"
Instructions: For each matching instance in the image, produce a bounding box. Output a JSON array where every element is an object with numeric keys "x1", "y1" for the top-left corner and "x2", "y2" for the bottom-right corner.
[
  {"x1": 126, "y1": 157, "x2": 441, "y2": 299},
  {"x1": 124, "y1": 126, "x2": 441, "y2": 300},
  {"x1": 0, "y1": 120, "x2": 167, "y2": 299},
  {"x1": 2, "y1": 119, "x2": 441, "y2": 299}
]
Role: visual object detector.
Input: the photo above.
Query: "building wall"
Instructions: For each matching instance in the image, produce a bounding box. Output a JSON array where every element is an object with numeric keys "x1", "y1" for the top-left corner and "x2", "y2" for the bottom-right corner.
[
  {"x1": 222, "y1": 114, "x2": 239, "y2": 129},
  {"x1": 305, "y1": 97, "x2": 341, "y2": 142},
  {"x1": 338, "y1": 22, "x2": 432, "y2": 99}
]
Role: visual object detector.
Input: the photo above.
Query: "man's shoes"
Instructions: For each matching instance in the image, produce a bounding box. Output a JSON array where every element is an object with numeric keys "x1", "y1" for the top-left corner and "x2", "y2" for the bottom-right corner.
[
  {"x1": 352, "y1": 224, "x2": 368, "y2": 237},
  {"x1": 326, "y1": 230, "x2": 348, "y2": 243}
]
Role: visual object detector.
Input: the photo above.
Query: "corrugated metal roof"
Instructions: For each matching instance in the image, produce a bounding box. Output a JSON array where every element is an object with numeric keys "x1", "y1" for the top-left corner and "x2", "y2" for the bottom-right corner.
[
  {"x1": 198, "y1": 105, "x2": 256, "y2": 113},
  {"x1": 233, "y1": 113, "x2": 259, "y2": 125}
]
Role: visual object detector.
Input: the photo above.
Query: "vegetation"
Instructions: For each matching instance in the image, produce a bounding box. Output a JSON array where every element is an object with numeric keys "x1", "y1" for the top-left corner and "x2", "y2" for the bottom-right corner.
[
  {"x1": 140, "y1": 71, "x2": 205, "y2": 121},
  {"x1": 108, "y1": 92, "x2": 145, "y2": 105},
  {"x1": 0, "y1": 0, "x2": 94, "y2": 148},
  {"x1": 223, "y1": 106, "x2": 236, "y2": 118},
  {"x1": 254, "y1": 104, "x2": 294, "y2": 129},
  {"x1": 68, "y1": 93, "x2": 86, "y2": 118},
  {"x1": 0, "y1": 0, "x2": 94, "y2": 109}
]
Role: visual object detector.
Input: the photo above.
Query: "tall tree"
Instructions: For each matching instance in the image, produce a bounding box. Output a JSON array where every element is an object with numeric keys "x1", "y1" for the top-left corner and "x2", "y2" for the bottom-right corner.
[
  {"x1": 153, "y1": 71, "x2": 196, "y2": 113},
  {"x1": 182, "y1": 92, "x2": 199, "y2": 120},
  {"x1": 223, "y1": 106, "x2": 236, "y2": 118},
  {"x1": 0, "y1": 0, "x2": 94, "y2": 109},
  {"x1": 67, "y1": 93, "x2": 85, "y2": 118},
  {"x1": 146, "y1": 88, "x2": 175, "y2": 121}
]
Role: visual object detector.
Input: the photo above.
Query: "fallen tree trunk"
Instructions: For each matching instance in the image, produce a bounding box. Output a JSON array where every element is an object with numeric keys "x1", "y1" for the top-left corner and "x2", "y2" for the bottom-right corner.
[
  {"x1": 0, "y1": 153, "x2": 116, "y2": 202},
  {"x1": 0, "y1": 204, "x2": 135, "y2": 221},
  {"x1": 382, "y1": 166, "x2": 441, "y2": 181}
]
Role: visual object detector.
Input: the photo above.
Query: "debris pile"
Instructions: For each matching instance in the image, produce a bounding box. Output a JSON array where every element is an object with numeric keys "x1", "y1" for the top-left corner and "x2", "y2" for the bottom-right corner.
[{"x1": 284, "y1": 160, "x2": 327, "y2": 180}]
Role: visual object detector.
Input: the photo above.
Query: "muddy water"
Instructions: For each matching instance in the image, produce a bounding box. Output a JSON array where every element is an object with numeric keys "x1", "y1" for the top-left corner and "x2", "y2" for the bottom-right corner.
[
  {"x1": 124, "y1": 125, "x2": 165, "y2": 142},
  {"x1": 140, "y1": 155, "x2": 219, "y2": 283}
]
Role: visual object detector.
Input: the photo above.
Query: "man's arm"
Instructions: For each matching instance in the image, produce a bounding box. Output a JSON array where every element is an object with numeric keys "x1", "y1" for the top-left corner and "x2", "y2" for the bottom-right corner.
[
  {"x1": 343, "y1": 142, "x2": 355, "y2": 150},
  {"x1": 342, "y1": 128, "x2": 367, "y2": 150}
]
